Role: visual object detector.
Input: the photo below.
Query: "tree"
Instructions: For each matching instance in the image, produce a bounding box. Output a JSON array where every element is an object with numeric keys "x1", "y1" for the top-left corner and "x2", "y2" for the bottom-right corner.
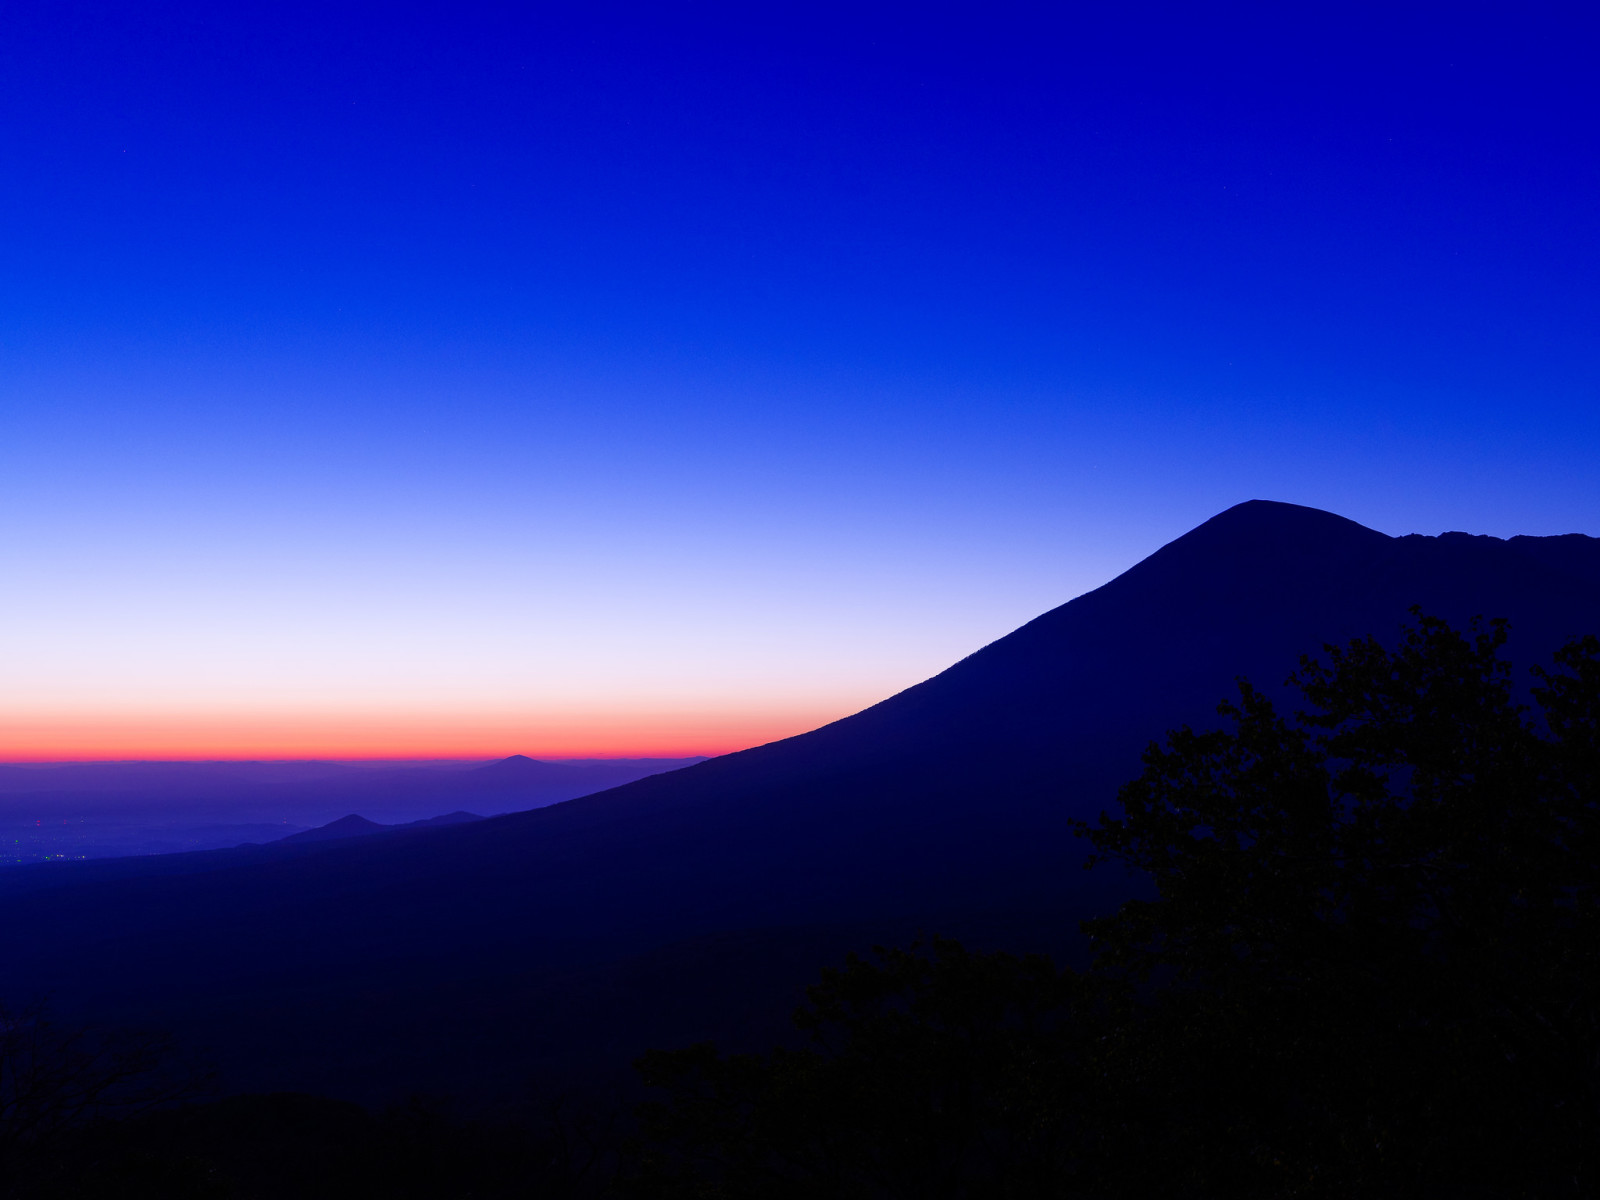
[
  {"x1": 632, "y1": 939, "x2": 1095, "y2": 1199},
  {"x1": 632, "y1": 614, "x2": 1600, "y2": 1198},
  {"x1": 0, "y1": 1000, "x2": 203, "y2": 1151},
  {"x1": 1078, "y1": 611, "x2": 1600, "y2": 1196}
]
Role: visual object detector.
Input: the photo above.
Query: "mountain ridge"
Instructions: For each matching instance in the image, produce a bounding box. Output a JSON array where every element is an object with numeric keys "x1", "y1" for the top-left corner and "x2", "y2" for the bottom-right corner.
[
  {"x1": 274, "y1": 811, "x2": 484, "y2": 846},
  {"x1": 2, "y1": 500, "x2": 1597, "y2": 1104},
  {"x1": 0, "y1": 756, "x2": 707, "y2": 863}
]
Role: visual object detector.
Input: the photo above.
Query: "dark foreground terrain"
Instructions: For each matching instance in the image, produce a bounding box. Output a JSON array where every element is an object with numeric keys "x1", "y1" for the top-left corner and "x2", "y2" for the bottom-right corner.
[
  {"x1": 2, "y1": 501, "x2": 1598, "y2": 1194},
  {"x1": 7, "y1": 604, "x2": 1598, "y2": 1197}
]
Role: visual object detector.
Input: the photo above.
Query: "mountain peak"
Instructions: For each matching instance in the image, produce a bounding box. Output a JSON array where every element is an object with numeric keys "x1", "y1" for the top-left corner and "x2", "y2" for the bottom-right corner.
[
  {"x1": 276, "y1": 814, "x2": 385, "y2": 845},
  {"x1": 1194, "y1": 499, "x2": 1388, "y2": 542},
  {"x1": 5, "y1": 502, "x2": 1600, "y2": 1107}
]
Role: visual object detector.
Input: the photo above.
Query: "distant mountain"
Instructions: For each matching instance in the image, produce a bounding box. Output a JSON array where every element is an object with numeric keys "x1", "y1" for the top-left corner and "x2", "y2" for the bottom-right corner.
[
  {"x1": 275, "y1": 811, "x2": 483, "y2": 845},
  {"x1": 2, "y1": 501, "x2": 1597, "y2": 1107},
  {"x1": 243, "y1": 755, "x2": 712, "y2": 821},
  {"x1": 0, "y1": 756, "x2": 704, "y2": 863},
  {"x1": 276, "y1": 814, "x2": 388, "y2": 844},
  {"x1": 404, "y1": 810, "x2": 485, "y2": 830}
]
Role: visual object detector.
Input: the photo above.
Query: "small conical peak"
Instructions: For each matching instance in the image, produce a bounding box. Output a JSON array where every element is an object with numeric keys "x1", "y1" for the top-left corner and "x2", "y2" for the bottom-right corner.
[
  {"x1": 474, "y1": 754, "x2": 548, "y2": 777},
  {"x1": 323, "y1": 814, "x2": 381, "y2": 831},
  {"x1": 274, "y1": 813, "x2": 387, "y2": 845}
]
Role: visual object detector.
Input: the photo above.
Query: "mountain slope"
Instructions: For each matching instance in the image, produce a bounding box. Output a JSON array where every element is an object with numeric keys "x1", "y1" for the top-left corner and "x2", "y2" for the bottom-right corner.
[{"x1": 3, "y1": 501, "x2": 1597, "y2": 1104}]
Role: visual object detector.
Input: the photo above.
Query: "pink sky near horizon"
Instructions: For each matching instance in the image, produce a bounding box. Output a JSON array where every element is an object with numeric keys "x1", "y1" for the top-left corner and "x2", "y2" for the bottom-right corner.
[
  {"x1": 6, "y1": 6, "x2": 1599, "y2": 772},
  {"x1": 0, "y1": 702, "x2": 860, "y2": 761}
]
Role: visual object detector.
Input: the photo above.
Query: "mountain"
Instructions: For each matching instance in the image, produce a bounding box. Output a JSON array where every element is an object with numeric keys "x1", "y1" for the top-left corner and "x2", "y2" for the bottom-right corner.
[
  {"x1": 277, "y1": 814, "x2": 388, "y2": 844},
  {"x1": 0, "y1": 756, "x2": 704, "y2": 863},
  {"x1": 275, "y1": 811, "x2": 484, "y2": 845},
  {"x1": 2, "y1": 501, "x2": 1597, "y2": 1106}
]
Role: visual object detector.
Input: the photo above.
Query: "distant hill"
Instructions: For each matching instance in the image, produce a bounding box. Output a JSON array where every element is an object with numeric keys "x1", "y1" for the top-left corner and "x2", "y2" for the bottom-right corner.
[
  {"x1": 275, "y1": 811, "x2": 483, "y2": 845},
  {"x1": 0, "y1": 756, "x2": 704, "y2": 862},
  {"x1": 2, "y1": 501, "x2": 1597, "y2": 1107}
]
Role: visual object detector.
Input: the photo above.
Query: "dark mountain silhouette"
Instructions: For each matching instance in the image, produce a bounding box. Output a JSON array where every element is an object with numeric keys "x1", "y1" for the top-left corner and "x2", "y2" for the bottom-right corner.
[
  {"x1": 275, "y1": 811, "x2": 484, "y2": 845},
  {"x1": 2, "y1": 501, "x2": 1597, "y2": 1106},
  {"x1": 276, "y1": 814, "x2": 386, "y2": 844},
  {"x1": 269, "y1": 755, "x2": 708, "y2": 819},
  {"x1": 404, "y1": 810, "x2": 485, "y2": 829}
]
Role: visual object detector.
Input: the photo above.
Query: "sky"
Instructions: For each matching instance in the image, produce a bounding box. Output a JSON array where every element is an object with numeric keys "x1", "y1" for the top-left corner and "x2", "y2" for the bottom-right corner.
[{"x1": 2, "y1": 3, "x2": 1597, "y2": 759}]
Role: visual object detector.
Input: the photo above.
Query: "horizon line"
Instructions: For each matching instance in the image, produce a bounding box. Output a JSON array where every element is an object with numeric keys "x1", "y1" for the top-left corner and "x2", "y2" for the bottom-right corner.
[{"x1": 0, "y1": 752, "x2": 721, "y2": 765}]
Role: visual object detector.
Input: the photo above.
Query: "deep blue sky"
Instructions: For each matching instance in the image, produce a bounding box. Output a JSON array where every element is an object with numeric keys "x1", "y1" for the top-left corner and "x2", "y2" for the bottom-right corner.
[{"x1": 3, "y1": 4, "x2": 1597, "y2": 756}]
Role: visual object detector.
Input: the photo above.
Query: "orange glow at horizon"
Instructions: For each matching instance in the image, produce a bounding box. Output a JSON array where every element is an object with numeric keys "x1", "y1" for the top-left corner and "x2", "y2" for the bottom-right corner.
[{"x1": 0, "y1": 705, "x2": 851, "y2": 762}]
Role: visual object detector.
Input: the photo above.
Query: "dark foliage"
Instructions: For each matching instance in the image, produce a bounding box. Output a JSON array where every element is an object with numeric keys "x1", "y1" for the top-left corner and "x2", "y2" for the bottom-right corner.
[
  {"x1": 0, "y1": 999, "x2": 210, "y2": 1182},
  {"x1": 5, "y1": 1090, "x2": 623, "y2": 1199},
  {"x1": 0, "y1": 1004, "x2": 622, "y2": 1198},
  {"x1": 630, "y1": 614, "x2": 1600, "y2": 1197},
  {"x1": 632, "y1": 940, "x2": 1101, "y2": 1199}
]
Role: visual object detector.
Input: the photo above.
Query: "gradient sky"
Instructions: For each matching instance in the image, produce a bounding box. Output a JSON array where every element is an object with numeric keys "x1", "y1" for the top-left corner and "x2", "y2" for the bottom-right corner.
[{"x1": 3, "y1": 4, "x2": 1597, "y2": 758}]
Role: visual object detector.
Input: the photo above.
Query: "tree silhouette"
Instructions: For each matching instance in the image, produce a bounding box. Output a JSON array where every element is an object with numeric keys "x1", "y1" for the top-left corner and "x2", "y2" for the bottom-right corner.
[
  {"x1": 633, "y1": 939, "x2": 1099, "y2": 1199},
  {"x1": 0, "y1": 998, "x2": 213, "y2": 1194},
  {"x1": 632, "y1": 614, "x2": 1600, "y2": 1198},
  {"x1": 1076, "y1": 611, "x2": 1600, "y2": 1195}
]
